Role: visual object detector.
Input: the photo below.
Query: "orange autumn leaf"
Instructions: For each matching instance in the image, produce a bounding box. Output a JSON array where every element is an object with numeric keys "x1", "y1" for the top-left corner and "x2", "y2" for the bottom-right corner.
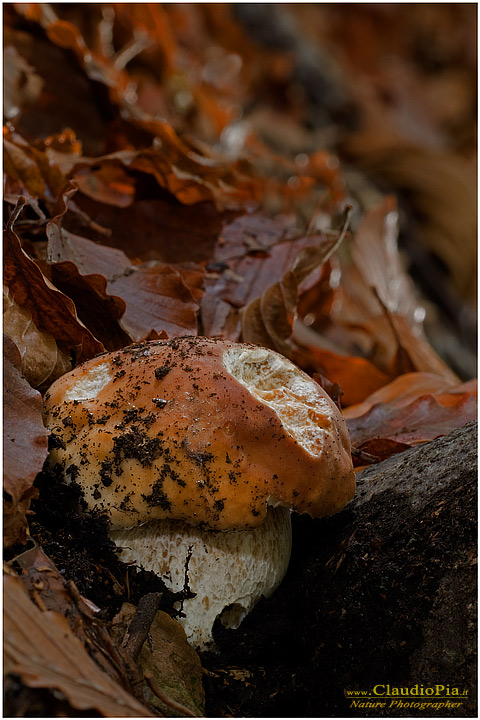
[
  {"x1": 302, "y1": 348, "x2": 390, "y2": 407},
  {"x1": 344, "y1": 371, "x2": 461, "y2": 420}
]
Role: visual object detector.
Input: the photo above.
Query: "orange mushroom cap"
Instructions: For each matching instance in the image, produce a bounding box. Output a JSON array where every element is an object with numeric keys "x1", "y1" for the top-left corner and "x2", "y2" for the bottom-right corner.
[{"x1": 43, "y1": 337, "x2": 355, "y2": 532}]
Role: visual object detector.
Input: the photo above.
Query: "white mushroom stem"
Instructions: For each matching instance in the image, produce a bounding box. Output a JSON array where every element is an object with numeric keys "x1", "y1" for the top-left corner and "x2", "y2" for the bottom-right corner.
[{"x1": 110, "y1": 505, "x2": 292, "y2": 651}]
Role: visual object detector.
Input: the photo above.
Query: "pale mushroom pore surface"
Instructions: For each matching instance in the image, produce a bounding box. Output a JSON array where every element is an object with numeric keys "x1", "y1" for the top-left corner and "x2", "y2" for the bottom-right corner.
[{"x1": 111, "y1": 505, "x2": 292, "y2": 650}]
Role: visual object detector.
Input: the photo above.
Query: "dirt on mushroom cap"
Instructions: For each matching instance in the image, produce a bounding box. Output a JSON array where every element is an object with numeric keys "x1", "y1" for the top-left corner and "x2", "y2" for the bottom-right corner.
[{"x1": 43, "y1": 336, "x2": 355, "y2": 531}]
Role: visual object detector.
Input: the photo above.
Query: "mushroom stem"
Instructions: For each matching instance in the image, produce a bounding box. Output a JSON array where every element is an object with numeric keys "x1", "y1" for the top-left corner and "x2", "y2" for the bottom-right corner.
[{"x1": 110, "y1": 506, "x2": 292, "y2": 651}]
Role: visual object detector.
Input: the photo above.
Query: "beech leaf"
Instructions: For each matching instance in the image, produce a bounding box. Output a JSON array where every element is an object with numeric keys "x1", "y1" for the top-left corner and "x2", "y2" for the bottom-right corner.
[
  {"x1": 241, "y1": 208, "x2": 351, "y2": 352},
  {"x1": 346, "y1": 382, "x2": 477, "y2": 448},
  {"x1": 109, "y1": 263, "x2": 201, "y2": 341},
  {"x1": 5, "y1": 198, "x2": 104, "y2": 364},
  {"x1": 111, "y1": 603, "x2": 205, "y2": 717},
  {"x1": 3, "y1": 287, "x2": 72, "y2": 388}
]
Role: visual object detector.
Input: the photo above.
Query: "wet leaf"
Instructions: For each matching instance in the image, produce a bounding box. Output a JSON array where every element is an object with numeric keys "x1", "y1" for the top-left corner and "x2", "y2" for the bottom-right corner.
[{"x1": 4, "y1": 574, "x2": 154, "y2": 717}]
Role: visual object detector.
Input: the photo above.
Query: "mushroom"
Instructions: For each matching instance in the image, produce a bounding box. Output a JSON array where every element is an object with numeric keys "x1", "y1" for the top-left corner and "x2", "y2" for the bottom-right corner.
[{"x1": 43, "y1": 337, "x2": 355, "y2": 650}]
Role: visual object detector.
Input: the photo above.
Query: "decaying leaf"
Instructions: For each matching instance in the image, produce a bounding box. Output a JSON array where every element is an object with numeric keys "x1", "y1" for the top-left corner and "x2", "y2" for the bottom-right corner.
[
  {"x1": 15, "y1": 545, "x2": 138, "y2": 686},
  {"x1": 240, "y1": 208, "x2": 351, "y2": 353},
  {"x1": 346, "y1": 376, "x2": 477, "y2": 449},
  {"x1": 111, "y1": 602, "x2": 205, "y2": 717},
  {"x1": 4, "y1": 286, "x2": 72, "y2": 388},
  {"x1": 5, "y1": 198, "x2": 104, "y2": 364},
  {"x1": 4, "y1": 574, "x2": 154, "y2": 717},
  {"x1": 3, "y1": 336, "x2": 48, "y2": 546},
  {"x1": 109, "y1": 263, "x2": 201, "y2": 341}
]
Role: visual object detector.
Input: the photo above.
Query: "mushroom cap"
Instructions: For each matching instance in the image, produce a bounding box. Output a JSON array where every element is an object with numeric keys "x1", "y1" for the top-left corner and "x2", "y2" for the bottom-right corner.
[{"x1": 43, "y1": 337, "x2": 355, "y2": 531}]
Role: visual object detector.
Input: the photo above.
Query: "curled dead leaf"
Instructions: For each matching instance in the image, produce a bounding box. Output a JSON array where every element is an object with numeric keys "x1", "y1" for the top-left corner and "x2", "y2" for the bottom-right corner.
[
  {"x1": 240, "y1": 208, "x2": 351, "y2": 352},
  {"x1": 4, "y1": 286, "x2": 72, "y2": 388},
  {"x1": 5, "y1": 198, "x2": 104, "y2": 364},
  {"x1": 346, "y1": 378, "x2": 477, "y2": 449}
]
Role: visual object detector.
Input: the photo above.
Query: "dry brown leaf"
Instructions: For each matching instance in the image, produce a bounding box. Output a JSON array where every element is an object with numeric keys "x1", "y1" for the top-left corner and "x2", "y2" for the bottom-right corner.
[
  {"x1": 72, "y1": 161, "x2": 137, "y2": 208},
  {"x1": 292, "y1": 345, "x2": 390, "y2": 408},
  {"x1": 49, "y1": 260, "x2": 133, "y2": 352},
  {"x1": 347, "y1": 390, "x2": 476, "y2": 449},
  {"x1": 4, "y1": 488, "x2": 39, "y2": 549},
  {"x1": 76, "y1": 193, "x2": 226, "y2": 264},
  {"x1": 47, "y1": 222, "x2": 131, "y2": 279},
  {"x1": 109, "y1": 263, "x2": 201, "y2": 341},
  {"x1": 4, "y1": 130, "x2": 65, "y2": 205},
  {"x1": 213, "y1": 212, "x2": 298, "y2": 264},
  {"x1": 240, "y1": 209, "x2": 351, "y2": 353},
  {"x1": 348, "y1": 145, "x2": 477, "y2": 301},
  {"x1": 46, "y1": 196, "x2": 204, "y2": 344},
  {"x1": 4, "y1": 574, "x2": 154, "y2": 717},
  {"x1": 3, "y1": 335, "x2": 49, "y2": 505},
  {"x1": 3, "y1": 336, "x2": 48, "y2": 546},
  {"x1": 15, "y1": 546, "x2": 138, "y2": 686},
  {"x1": 337, "y1": 199, "x2": 459, "y2": 382},
  {"x1": 3, "y1": 286, "x2": 72, "y2": 388},
  {"x1": 5, "y1": 198, "x2": 105, "y2": 364},
  {"x1": 202, "y1": 220, "x2": 339, "y2": 341}
]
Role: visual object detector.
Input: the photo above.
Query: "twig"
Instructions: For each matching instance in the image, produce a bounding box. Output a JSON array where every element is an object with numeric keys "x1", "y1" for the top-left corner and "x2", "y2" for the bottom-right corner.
[
  {"x1": 121, "y1": 592, "x2": 162, "y2": 661},
  {"x1": 144, "y1": 671, "x2": 202, "y2": 718}
]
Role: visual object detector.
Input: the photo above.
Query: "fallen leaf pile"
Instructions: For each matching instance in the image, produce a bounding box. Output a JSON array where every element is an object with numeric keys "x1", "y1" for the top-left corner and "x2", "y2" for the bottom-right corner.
[{"x1": 3, "y1": 4, "x2": 476, "y2": 717}]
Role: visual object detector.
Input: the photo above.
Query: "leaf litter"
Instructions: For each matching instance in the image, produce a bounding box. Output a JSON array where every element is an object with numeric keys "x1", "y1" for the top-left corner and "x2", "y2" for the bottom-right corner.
[{"x1": 3, "y1": 3, "x2": 476, "y2": 716}]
